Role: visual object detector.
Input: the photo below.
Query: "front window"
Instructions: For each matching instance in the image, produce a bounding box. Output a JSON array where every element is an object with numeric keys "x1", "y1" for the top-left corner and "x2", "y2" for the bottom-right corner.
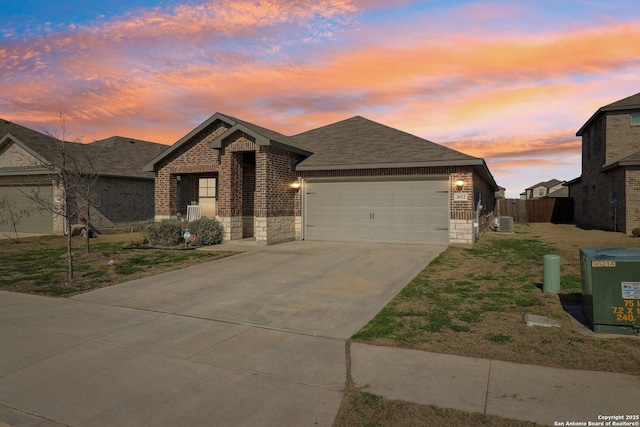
[
  {"x1": 631, "y1": 112, "x2": 640, "y2": 125},
  {"x1": 198, "y1": 177, "x2": 217, "y2": 217},
  {"x1": 538, "y1": 188, "x2": 545, "y2": 197}
]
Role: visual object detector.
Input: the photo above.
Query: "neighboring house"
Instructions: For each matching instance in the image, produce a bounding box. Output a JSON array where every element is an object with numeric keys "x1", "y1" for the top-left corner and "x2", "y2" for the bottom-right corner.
[
  {"x1": 568, "y1": 92, "x2": 640, "y2": 234},
  {"x1": 523, "y1": 179, "x2": 566, "y2": 199},
  {"x1": 144, "y1": 113, "x2": 499, "y2": 247},
  {"x1": 0, "y1": 119, "x2": 167, "y2": 234}
]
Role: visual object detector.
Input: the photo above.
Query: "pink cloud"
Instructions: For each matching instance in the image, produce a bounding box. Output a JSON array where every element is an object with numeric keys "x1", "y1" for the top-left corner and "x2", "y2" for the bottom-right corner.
[{"x1": 0, "y1": 1, "x2": 638, "y2": 199}]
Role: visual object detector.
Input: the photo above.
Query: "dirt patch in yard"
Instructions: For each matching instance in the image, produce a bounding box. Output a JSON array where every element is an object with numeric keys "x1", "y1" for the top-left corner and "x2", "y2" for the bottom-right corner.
[
  {"x1": 333, "y1": 391, "x2": 543, "y2": 427},
  {"x1": 353, "y1": 223, "x2": 640, "y2": 376}
]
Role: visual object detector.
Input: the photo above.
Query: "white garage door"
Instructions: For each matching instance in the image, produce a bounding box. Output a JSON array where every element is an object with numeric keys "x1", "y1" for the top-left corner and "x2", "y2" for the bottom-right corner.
[
  {"x1": 0, "y1": 185, "x2": 53, "y2": 234},
  {"x1": 304, "y1": 178, "x2": 449, "y2": 245}
]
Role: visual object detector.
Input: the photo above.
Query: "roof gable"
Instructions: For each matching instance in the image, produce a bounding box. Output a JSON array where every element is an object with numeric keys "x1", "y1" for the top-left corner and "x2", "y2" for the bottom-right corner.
[
  {"x1": 0, "y1": 133, "x2": 51, "y2": 170},
  {"x1": 144, "y1": 112, "x2": 311, "y2": 171},
  {"x1": 525, "y1": 179, "x2": 564, "y2": 190},
  {"x1": 143, "y1": 112, "x2": 234, "y2": 171},
  {"x1": 209, "y1": 117, "x2": 312, "y2": 156},
  {"x1": 292, "y1": 116, "x2": 481, "y2": 170},
  {"x1": 577, "y1": 92, "x2": 640, "y2": 136},
  {"x1": 1, "y1": 119, "x2": 163, "y2": 179}
]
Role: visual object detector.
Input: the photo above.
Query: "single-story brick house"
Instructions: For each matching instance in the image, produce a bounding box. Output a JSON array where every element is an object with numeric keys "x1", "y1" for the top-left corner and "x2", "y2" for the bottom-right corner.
[
  {"x1": 0, "y1": 119, "x2": 166, "y2": 234},
  {"x1": 144, "y1": 113, "x2": 498, "y2": 246},
  {"x1": 568, "y1": 92, "x2": 640, "y2": 234}
]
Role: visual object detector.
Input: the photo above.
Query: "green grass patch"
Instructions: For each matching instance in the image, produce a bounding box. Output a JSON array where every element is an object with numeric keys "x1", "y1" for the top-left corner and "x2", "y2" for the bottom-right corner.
[
  {"x1": 487, "y1": 333, "x2": 512, "y2": 343},
  {"x1": 561, "y1": 275, "x2": 582, "y2": 293},
  {"x1": 353, "y1": 225, "x2": 558, "y2": 340},
  {"x1": 0, "y1": 233, "x2": 238, "y2": 297}
]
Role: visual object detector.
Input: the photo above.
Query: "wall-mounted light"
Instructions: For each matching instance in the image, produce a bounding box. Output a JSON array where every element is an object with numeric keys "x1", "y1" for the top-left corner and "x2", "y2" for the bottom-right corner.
[
  {"x1": 176, "y1": 175, "x2": 181, "y2": 182},
  {"x1": 455, "y1": 179, "x2": 465, "y2": 192},
  {"x1": 290, "y1": 181, "x2": 301, "y2": 190}
]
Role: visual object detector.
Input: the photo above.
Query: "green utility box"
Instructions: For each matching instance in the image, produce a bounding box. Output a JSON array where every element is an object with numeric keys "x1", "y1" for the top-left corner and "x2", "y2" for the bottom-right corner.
[{"x1": 580, "y1": 248, "x2": 640, "y2": 335}]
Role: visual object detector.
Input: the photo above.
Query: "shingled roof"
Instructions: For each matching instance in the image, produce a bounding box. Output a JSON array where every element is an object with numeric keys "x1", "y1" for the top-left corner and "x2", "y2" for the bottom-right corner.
[
  {"x1": 602, "y1": 147, "x2": 640, "y2": 172},
  {"x1": 142, "y1": 113, "x2": 498, "y2": 190},
  {"x1": 143, "y1": 112, "x2": 310, "y2": 171},
  {"x1": 292, "y1": 116, "x2": 483, "y2": 169},
  {"x1": 525, "y1": 178, "x2": 564, "y2": 191},
  {"x1": 577, "y1": 92, "x2": 640, "y2": 136},
  {"x1": 0, "y1": 119, "x2": 165, "y2": 179}
]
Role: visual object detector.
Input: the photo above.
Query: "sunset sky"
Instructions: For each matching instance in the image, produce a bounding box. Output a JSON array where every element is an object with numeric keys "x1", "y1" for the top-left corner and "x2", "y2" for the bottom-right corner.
[{"x1": 2, "y1": 1, "x2": 640, "y2": 197}]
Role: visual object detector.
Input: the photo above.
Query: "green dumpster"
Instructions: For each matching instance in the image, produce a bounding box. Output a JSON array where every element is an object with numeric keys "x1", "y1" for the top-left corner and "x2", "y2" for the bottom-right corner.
[{"x1": 580, "y1": 248, "x2": 640, "y2": 335}]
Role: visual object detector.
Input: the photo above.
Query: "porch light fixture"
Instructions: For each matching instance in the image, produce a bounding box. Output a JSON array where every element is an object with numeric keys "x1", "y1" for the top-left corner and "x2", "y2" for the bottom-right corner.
[
  {"x1": 290, "y1": 181, "x2": 301, "y2": 190},
  {"x1": 455, "y1": 179, "x2": 465, "y2": 192}
]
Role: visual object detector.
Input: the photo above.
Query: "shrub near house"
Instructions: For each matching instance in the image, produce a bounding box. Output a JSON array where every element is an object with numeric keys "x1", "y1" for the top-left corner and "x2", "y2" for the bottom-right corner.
[{"x1": 140, "y1": 218, "x2": 224, "y2": 247}]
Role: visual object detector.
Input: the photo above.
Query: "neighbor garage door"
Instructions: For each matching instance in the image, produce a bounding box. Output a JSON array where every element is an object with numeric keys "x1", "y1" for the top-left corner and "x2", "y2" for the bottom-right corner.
[
  {"x1": 0, "y1": 185, "x2": 53, "y2": 234},
  {"x1": 304, "y1": 178, "x2": 449, "y2": 245}
]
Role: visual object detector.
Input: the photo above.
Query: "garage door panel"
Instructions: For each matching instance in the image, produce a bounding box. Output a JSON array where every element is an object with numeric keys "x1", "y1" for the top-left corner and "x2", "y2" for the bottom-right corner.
[
  {"x1": 305, "y1": 178, "x2": 449, "y2": 245},
  {"x1": 0, "y1": 185, "x2": 53, "y2": 234}
]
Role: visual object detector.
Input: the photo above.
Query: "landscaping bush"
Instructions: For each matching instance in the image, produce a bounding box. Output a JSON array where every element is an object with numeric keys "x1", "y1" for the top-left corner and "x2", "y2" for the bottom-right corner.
[
  {"x1": 131, "y1": 219, "x2": 155, "y2": 233},
  {"x1": 140, "y1": 219, "x2": 183, "y2": 247},
  {"x1": 189, "y1": 217, "x2": 224, "y2": 246}
]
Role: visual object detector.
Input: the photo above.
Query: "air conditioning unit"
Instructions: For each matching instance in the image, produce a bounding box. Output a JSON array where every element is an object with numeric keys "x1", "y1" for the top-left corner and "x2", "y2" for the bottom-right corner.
[{"x1": 494, "y1": 216, "x2": 514, "y2": 233}]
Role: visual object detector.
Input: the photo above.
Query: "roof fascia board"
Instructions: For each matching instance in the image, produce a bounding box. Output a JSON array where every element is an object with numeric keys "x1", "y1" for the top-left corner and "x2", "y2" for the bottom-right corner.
[
  {"x1": 97, "y1": 173, "x2": 154, "y2": 180},
  {"x1": 142, "y1": 113, "x2": 235, "y2": 172},
  {"x1": 564, "y1": 176, "x2": 582, "y2": 185},
  {"x1": 576, "y1": 109, "x2": 602, "y2": 136},
  {"x1": 296, "y1": 159, "x2": 485, "y2": 171},
  {"x1": 599, "y1": 161, "x2": 640, "y2": 172},
  {"x1": 474, "y1": 160, "x2": 500, "y2": 191},
  {"x1": 0, "y1": 168, "x2": 53, "y2": 176},
  {"x1": 0, "y1": 133, "x2": 53, "y2": 167}
]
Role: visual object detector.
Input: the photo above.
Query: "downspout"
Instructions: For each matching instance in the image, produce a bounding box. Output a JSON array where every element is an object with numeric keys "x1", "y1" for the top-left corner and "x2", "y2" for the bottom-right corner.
[{"x1": 475, "y1": 194, "x2": 483, "y2": 241}]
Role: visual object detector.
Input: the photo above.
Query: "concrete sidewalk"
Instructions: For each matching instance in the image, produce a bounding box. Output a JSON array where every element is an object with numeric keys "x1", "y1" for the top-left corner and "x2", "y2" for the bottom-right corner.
[{"x1": 351, "y1": 342, "x2": 640, "y2": 426}]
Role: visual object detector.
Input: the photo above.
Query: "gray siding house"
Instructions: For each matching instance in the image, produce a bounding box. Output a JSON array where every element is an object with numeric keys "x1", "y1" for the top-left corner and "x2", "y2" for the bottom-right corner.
[{"x1": 0, "y1": 119, "x2": 166, "y2": 234}]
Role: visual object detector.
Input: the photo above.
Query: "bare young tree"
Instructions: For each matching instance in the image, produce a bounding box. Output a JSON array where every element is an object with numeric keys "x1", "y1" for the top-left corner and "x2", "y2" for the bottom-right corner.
[
  {"x1": 23, "y1": 110, "x2": 101, "y2": 279},
  {"x1": 73, "y1": 151, "x2": 101, "y2": 254}
]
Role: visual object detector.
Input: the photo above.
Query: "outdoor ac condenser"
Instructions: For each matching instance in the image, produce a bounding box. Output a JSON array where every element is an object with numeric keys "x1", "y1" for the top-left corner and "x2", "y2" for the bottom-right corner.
[{"x1": 494, "y1": 216, "x2": 514, "y2": 233}]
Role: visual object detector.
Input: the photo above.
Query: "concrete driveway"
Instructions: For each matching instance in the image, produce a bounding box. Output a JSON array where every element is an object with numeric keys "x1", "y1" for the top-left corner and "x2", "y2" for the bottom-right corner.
[{"x1": 0, "y1": 241, "x2": 443, "y2": 426}]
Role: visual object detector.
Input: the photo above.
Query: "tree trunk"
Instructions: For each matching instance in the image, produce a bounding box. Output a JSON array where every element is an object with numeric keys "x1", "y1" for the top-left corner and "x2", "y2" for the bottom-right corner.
[
  {"x1": 84, "y1": 204, "x2": 90, "y2": 255},
  {"x1": 66, "y1": 217, "x2": 74, "y2": 280}
]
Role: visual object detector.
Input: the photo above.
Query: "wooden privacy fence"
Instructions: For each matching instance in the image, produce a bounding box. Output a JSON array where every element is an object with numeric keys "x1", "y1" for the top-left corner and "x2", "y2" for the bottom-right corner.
[{"x1": 496, "y1": 198, "x2": 574, "y2": 223}]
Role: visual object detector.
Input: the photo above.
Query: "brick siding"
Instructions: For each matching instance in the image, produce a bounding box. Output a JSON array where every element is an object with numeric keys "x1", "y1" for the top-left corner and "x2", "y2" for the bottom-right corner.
[{"x1": 574, "y1": 110, "x2": 640, "y2": 234}]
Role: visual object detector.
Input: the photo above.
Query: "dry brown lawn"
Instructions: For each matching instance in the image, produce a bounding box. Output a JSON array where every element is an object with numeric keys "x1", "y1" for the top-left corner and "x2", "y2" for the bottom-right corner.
[
  {"x1": 353, "y1": 223, "x2": 640, "y2": 376},
  {"x1": 336, "y1": 224, "x2": 640, "y2": 426}
]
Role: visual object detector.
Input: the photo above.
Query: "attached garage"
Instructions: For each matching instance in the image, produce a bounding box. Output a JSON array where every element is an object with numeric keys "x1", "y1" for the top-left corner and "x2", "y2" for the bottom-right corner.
[
  {"x1": 0, "y1": 185, "x2": 53, "y2": 234},
  {"x1": 292, "y1": 116, "x2": 499, "y2": 247},
  {"x1": 304, "y1": 177, "x2": 449, "y2": 244}
]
